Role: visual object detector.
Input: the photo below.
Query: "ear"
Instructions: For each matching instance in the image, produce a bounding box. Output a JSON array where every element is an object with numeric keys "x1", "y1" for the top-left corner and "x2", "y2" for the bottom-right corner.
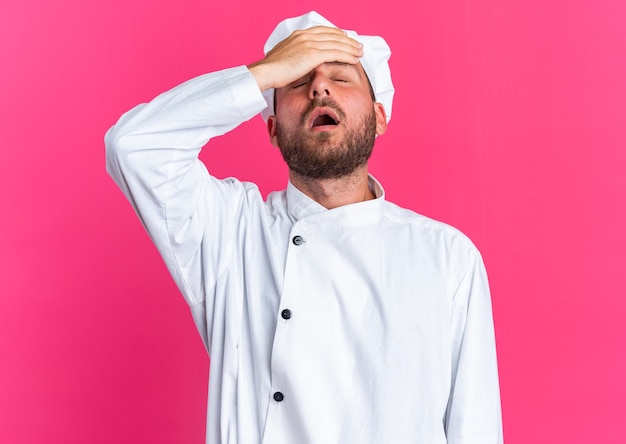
[
  {"x1": 374, "y1": 102, "x2": 388, "y2": 136},
  {"x1": 267, "y1": 115, "x2": 279, "y2": 147}
]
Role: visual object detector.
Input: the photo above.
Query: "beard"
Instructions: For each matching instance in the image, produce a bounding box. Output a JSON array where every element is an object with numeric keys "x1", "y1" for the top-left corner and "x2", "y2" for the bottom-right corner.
[{"x1": 275, "y1": 98, "x2": 377, "y2": 180}]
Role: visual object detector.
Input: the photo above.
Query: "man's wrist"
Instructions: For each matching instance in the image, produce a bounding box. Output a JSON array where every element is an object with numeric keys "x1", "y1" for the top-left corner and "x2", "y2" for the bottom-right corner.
[{"x1": 247, "y1": 62, "x2": 274, "y2": 93}]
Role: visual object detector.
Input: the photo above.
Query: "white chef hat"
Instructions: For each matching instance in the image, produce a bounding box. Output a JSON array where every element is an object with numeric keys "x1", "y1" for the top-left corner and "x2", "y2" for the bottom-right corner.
[{"x1": 260, "y1": 11, "x2": 394, "y2": 123}]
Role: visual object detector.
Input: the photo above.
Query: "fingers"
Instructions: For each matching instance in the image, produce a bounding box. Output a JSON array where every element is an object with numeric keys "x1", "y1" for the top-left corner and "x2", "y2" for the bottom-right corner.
[
  {"x1": 285, "y1": 27, "x2": 363, "y2": 60},
  {"x1": 249, "y1": 26, "x2": 364, "y2": 91}
]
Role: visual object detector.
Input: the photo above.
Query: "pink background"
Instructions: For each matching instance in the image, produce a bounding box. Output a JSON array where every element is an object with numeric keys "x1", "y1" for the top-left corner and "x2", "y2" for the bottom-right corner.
[{"x1": 2, "y1": 0, "x2": 625, "y2": 442}]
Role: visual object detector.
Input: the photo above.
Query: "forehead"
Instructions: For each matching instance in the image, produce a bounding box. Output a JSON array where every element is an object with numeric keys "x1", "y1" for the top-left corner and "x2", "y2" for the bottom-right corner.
[{"x1": 323, "y1": 61, "x2": 365, "y2": 73}]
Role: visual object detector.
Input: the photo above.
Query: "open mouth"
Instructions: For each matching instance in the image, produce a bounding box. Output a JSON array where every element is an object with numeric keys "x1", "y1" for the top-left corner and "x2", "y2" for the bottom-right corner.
[
  {"x1": 312, "y1": 114, "x2": 338, "y2": 127},
  {"x1": 309, "y1": 107, "x2": 340, "y2": 129}
]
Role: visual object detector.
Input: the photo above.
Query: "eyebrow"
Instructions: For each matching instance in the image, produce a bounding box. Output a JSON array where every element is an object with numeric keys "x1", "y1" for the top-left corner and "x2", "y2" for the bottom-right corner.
[
  {"x1": 323, "y1": 61, "x2": 363, "y2": 78},
  {"x1": 325, "y1": 61, "x2": 360, "y2": 70}
]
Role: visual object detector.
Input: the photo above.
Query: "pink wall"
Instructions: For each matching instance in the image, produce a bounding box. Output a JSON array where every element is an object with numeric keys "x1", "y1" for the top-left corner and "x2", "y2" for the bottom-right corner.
[{"x1": 2, "y1": 0, "x2": 625, "y2": 442}]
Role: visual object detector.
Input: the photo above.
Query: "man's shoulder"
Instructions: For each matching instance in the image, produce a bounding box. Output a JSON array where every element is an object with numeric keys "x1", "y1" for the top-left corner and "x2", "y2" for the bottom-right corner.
[
  {"x1": 381, "y1": 199, "x2": 451, "y2": 230},
  {"x1": 381, "y1": 200, "x2": 480, "y2": 254}
]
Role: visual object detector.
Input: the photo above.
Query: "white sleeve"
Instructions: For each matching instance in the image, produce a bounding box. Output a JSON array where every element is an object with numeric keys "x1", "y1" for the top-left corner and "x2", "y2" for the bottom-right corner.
[
  {"x1": 104, "y1": 66, "x2": 268, "y2": 349},
  {"x1": 446, "y1": 249, "x2": 504, "y2": 443}
]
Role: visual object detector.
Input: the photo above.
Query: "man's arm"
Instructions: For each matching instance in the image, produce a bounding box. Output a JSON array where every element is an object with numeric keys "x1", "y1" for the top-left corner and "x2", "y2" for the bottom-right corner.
[
  {"x1": 104, "y1": 27, "x2": 365, "y2": 350},
  {"x1": 445, "y1": 250, "x2": 503, "y2": 443},
  {"x1": 105, "y1": 66, "x2": 267, "y2": 307}
]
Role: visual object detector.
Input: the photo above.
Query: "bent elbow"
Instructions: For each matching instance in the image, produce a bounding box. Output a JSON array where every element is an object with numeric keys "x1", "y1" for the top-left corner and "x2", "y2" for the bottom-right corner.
[{"x1": 104, "y1": 123, "x2": 127, "y2": 180}]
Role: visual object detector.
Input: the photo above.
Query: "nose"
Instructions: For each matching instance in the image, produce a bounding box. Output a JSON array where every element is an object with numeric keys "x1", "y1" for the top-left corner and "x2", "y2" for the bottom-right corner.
[{"x1": 308, "y1": 72, "x2": 331, "y2": 100}]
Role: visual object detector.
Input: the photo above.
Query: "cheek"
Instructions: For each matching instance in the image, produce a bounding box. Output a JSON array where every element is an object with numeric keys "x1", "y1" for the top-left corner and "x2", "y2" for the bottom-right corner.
[
  {"x1": 343, "y1": 98, "x2": 374, "y2": 122},
  {"x1": 338, "y1": 89, "x2": 373, "y2": 111},
  {"x1": 276, "y1": 110, "x2": 299, "y2": 128},
  {"x1": 276, "y1": 96, "x2": 303, "y2": 121}
]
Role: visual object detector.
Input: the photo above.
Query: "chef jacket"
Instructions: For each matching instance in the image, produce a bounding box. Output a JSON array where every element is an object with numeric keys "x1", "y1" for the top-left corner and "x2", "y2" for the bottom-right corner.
[{"x1": 105, "y1": 66, "x2": 503, "y2": 444}]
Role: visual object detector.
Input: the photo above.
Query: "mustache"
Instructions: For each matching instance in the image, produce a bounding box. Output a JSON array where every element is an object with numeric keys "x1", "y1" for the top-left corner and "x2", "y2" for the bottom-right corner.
[{"x1": 301, "y1": 97, "x2": 346, "y2": 124}]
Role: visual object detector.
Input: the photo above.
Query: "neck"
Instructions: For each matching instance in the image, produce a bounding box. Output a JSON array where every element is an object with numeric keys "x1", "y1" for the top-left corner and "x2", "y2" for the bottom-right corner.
[{"x1": 289, "y1": 165, "x2": 375, "y2": 210}]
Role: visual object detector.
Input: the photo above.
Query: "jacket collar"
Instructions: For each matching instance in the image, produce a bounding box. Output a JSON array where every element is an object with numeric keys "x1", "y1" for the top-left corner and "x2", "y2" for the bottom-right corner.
[{"x1": 286, "y1": 175, "x2": 385, "y2": 226}]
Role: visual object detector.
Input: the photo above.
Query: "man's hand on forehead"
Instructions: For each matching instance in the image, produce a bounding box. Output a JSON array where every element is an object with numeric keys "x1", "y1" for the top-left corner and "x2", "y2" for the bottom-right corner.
[{"x1": 248, "y1": 26, "x2": 363, "y2": 93}]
